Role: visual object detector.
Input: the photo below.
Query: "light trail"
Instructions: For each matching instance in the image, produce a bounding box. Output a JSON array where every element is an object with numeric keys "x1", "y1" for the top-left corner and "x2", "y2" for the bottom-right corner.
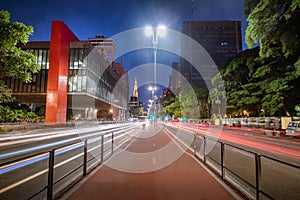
[
  {"x1": 0, "y1": 125, "x2": 137, "y2": 175},
  {"x1": 0, "y1": 129, "x2": 136, "y2": 194},
  {"x1": 0, "y1": 123, "x2": 131, "y2": 145},
  {"x1": 165, "y1": 122, "x2": 300, "y2": 161},
  {"x1": 0, "y1": 124, "x2": 136, "y2": 160}
]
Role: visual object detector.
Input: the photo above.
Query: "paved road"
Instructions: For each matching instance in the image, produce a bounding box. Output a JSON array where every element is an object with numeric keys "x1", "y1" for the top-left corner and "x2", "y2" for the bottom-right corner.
[
  {"x1": 65, "y1": 123, "x2": 239, "y2": 200},
  {"x1": 165, "y1": 122, "x2": 300, "y2": 199},
  {"x1": 0, "y1": 123, "x2": 137, "y2": 200}
]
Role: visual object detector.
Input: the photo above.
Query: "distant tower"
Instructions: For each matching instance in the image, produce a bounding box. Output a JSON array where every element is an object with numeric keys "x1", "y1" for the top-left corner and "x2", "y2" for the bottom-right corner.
[
  {"x1": 129, "y1": 78, "x2": 139, "y2": 107},
  {"x1": 133, "y1": 78, "x2": 139, "y2": 98},
  {"x1": 192, "y1": 0, "x2": 195, "y2": 21}
]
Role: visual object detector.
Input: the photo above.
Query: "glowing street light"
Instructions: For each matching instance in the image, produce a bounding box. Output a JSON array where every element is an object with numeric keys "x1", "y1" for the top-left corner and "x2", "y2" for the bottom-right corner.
[
  {"x1": 144, "y1": 25, "x2": 167, "y2": 88},
  {"x1": 145, "y1": 25, "x2": 167, "y2": 125}
]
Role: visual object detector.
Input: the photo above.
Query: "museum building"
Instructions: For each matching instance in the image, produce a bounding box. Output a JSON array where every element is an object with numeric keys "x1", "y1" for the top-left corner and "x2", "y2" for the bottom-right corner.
[{"x1": 0, "y1": 21, "x2": 128, "y2": 123}]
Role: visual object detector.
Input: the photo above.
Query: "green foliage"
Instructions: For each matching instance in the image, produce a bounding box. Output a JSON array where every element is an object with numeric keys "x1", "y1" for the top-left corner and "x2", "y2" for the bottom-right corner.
[
  {"x1": 0, "y1": 106, "x2": 42, "y2": 123},
  {"x1": 165, "y1": 97, "x2": 181, "y2": 118},
  {"x1": 0, "y1": 10, "x2": 40, "y2": 118},
  {"x1": 130, "y1": 106, "x2": 144, "y2": 118},
  {"x1": 0, "y1": 105, "x2": 14, "y2": 122},
  {"x1": 244, "y1": 0, "x2": 300, "y2": 66},
  {"x1": 0, "y1": 80, "x2": 14, "y2": 103},
  {"x1": 161, "y1": 85, "x2": 210, "y2": 119},
  {"x1": 0, "y1": 10, "x2": 40, "y2": 83},
  {"x1": 213, "y1": 0, "x2": 300, "y2": 117},
  {"x1": 178, "y1": 85, "x2": 199, "y2": 119}
]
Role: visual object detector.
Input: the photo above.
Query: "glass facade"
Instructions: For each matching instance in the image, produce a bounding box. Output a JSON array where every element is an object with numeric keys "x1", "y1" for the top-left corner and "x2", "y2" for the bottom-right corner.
[
  {"x1": 1, "y1": 41, "x2": 128, "y2": 120},
  {"x1": 68, "y1": 47, "x2": 115, "y2": 103},
  {"x1": 2, "y1": 49, "x2": 49, "y2": 93},
  {"x1": 67, "y1": 45, "x2": 128, "y2": 110},
  {"x1": 68, "y1": 48, "x2": 88, "y2": 92}
]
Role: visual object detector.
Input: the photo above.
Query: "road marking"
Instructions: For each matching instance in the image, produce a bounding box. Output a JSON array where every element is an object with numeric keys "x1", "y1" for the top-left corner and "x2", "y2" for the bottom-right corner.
[
  {"x1": 163, "y1": 127, "x2": 243, "y2": 200},
  {"x1": 0, "y1": 168, "x2": 48, "y2": 194},
  {"x1": 152, "y1": 156, "x2": 156, "y2": 164},
  {"x1": 0, "y1": 129, "x2": 135, "y2": 194}
]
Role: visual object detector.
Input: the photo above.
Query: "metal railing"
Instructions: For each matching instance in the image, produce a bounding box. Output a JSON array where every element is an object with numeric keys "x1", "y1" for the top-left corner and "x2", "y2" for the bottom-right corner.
[
  {"x1": 195, "y1": 135, "x2": 300, "y2": 200},
  {"x1": 0, "y1": 125, "x2": 133, "y2": 200},
  {"x1": 166, "y1": 126, "x2": 300, "y2": 200}
]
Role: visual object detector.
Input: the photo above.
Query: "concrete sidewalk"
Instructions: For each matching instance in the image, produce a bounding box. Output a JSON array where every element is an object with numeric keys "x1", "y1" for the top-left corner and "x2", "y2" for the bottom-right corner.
[{"x1": 64, "y1": 124, "x2": 240, "y2": 200}]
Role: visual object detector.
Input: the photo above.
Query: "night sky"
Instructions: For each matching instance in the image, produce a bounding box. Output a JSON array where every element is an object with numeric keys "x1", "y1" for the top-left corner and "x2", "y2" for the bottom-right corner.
[{"x1": 1, "y1": 0, "x2": 248, "y2": 107}]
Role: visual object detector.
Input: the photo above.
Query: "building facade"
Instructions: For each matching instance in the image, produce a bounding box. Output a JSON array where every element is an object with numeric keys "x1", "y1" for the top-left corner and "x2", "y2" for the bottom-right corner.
[
  {"x1": 172, "y1": 20, "x2": 242, "y2": 89},
  {"x1": 88, "y1": 35, "x2": 116, "y2": 64},
  {"x1": 1, "y1": 21, "x2": 128, "y2": 123}
]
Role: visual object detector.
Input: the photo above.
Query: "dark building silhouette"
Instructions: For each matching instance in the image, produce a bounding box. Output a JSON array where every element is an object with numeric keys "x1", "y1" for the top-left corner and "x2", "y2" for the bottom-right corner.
[{"x1": 171, "y1": 20, "x2": 242, "y2": 90}]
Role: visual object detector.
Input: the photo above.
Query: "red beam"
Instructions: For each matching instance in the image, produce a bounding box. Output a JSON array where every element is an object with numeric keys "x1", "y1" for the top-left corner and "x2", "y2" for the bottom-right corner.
[{"x1": 45, "y1": 21, "x2": 78, "y2": 123}]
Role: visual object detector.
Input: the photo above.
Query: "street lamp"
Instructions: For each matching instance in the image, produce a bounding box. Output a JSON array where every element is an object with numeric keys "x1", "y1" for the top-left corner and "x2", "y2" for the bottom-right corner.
[
  {"x1": 145, "y1": 25, "x2": 166, "y2": 126},
  {"x1": 145, "y1": 25, "x2": 166, "y2": 90},
  {"x1": 148, "y1": 86, "x2": 157, "y2": 100}
]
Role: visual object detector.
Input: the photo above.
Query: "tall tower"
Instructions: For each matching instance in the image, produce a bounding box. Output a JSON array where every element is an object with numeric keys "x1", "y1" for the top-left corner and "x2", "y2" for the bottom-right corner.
[
  {"x1": 129, "y1": 78, "x2": 142, "y2": 118},
  {"x1": 133, "y1": 78, "x2": 139, "y2": 98},
  {"x1": 192, "y1": 0, "x2": 195, "y2": 21}
]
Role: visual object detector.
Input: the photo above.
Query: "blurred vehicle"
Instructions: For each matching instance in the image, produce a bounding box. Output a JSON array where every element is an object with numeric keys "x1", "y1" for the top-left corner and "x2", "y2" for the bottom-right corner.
[
  {"x1": 128, "y1": 118, "x2": 138, "y2": 122},
  {"x1": 232, "y1": 120, "x2": 241, "y2": 127},
  {"x1": 285, "y1": 121, "x2": 300, "y2": 136}
]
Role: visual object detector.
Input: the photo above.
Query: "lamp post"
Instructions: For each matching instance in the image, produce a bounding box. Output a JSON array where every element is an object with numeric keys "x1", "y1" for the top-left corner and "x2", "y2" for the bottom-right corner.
[
  {"x1": 145, "y1": 25, "x2": 166, "y2": 124},
  {"x1": 148, "y1": 86, "x2": 157, "y2": 122},
  {"x1": 145, "y1": 26, "x2": 166, "y2": 89}
]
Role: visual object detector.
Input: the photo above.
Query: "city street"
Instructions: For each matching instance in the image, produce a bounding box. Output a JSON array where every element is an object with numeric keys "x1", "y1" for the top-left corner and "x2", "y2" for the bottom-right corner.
[
  {"x1": 0, "y1": 123, "x2": 139, "y2": 200},
  {"x1": 1, "y1": 122, "x2": 299, "y2": 199}
]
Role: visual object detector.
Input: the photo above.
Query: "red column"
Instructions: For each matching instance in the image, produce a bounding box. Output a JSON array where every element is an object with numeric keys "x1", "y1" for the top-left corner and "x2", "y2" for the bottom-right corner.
[{"x1": 45, "y1": 21, "x2": 78, "y2": 123}]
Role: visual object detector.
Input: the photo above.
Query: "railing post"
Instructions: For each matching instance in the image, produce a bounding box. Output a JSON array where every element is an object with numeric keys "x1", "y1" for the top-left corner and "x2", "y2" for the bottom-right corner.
[
  {"x1": 83, "y1": 140, "x2": 88, "y2": 176},
  {"x1": 255, "y1": 154, "x2": 261, "y2": 200},
  {"x1": 193, "y1": 134, "x2": 197, "y2": 156},
  {"x1": 221, "y1": 142, "x2": 225, "y2": 179},
  {"x1": 100, "y1": 135, "x2": 104, "y2": 162},
  {"x1": 47, "y1": 150, "x2": 55, "y2": 200},
  {"x1": 203, "y1": 136, "x2": 206, "y2": 164},
  {"x1": 111, "y1": 132, "x2": 114, "y2": 155}
]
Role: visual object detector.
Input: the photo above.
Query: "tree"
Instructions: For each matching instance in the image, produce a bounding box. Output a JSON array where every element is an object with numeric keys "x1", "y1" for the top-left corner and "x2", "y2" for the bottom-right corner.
[
  {"x1": 165, "y1": 97, "x2": 181, "y2": 119},
  {"x1": 244, "y1": 0, "x2": 300, "y2": 116},
  {"x1": 0, "y1": 10, "x2": 40, "y2": 98},
  {"x1": 179, "y1": 85, "x2": 200, "y2": 119},
  {"x1": 218, "y1": 47, "x2": 263, "y2": 116},
  {"x1": 129, "y1": 105, "x2": 144, "y2": 118},
  {"x1": 245, "y1": 0, "x2": 300, "y2": 63},
  {"x1": 0, "y1": 10, "x2": 40, "y2": 122}
]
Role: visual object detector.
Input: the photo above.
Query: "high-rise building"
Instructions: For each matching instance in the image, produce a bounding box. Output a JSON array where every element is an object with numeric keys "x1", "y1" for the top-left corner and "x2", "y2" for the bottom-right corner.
[
  {"x1": 172, "y1": 20, "x2": 242, "y2": 89},
  {"x1": 88, "y1": 35, "x2": 116, "y2": 64}
]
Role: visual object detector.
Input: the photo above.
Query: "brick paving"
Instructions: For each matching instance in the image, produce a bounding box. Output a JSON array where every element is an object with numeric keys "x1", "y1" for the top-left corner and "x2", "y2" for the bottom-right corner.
[{"x1": 65, "y1": 124, "x2": 238, "y2": 200}]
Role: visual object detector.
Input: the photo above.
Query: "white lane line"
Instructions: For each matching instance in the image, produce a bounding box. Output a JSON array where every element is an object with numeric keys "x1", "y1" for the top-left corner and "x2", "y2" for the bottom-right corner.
[
  {"x1": 163, "y1": 128, "x2": 244, "y2": 200},
  {"x1": 0, "y1": 124, "x2": 132, "y2": 145},
  {"x1": 0, "y1": 129, "x2": 135, "y2": 194},
  {"x1": 0, "y1": 126, "x2": 133, "y2": 160},
  {"x1": 0, "y1": 168, "x2": 48, "y2": 194}
]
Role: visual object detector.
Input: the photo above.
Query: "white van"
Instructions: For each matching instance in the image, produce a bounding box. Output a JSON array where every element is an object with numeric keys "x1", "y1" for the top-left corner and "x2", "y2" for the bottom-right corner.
[{"x1": 285, "y1": 121, "x2": 300, "y2": 136}]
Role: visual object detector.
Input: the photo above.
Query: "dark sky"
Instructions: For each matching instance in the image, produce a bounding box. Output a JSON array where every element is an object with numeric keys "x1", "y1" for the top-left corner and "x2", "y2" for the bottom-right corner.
[
  {"x1": 1, "y1": 0, "x2": 247, "y2": 47},
  {"x1": 1, "y1": 0, "x2": 248, "y2": 106}
]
